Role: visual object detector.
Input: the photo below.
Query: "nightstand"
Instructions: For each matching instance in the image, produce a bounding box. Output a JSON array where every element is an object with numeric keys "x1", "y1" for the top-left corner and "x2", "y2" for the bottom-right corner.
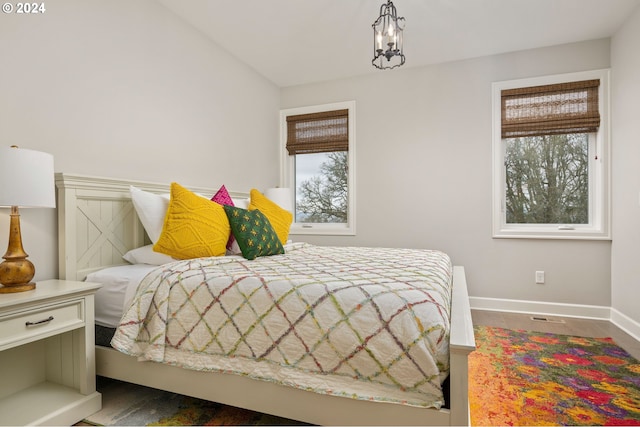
[{"x1": 0, "y1": 280, "x2": 102, "y2": 426}]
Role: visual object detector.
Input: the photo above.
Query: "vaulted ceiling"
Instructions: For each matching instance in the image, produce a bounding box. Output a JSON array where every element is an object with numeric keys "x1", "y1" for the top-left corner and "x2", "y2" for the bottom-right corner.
[{"x1": 156, "y1": 0, "x2": 640, "y2": 87}]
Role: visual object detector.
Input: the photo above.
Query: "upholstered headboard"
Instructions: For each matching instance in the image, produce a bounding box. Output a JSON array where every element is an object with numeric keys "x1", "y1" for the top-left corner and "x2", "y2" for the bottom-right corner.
[{"x1": 56, "y1": 173, "x2": 248, "y2": 281}]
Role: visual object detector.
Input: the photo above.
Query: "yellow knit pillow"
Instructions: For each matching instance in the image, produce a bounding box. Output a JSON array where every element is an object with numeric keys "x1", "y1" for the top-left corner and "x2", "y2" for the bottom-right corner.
[
  {"x1": 153, "y1": 182, "x2": 230, "y2": 259},
  {"x1": 248, "y1": 189, "x2": 293, "y2": 245}
]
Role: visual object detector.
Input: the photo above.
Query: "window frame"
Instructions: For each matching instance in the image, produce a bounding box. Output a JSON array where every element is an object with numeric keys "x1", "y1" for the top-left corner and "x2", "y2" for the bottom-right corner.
[
  {"x1": 280, "y1": 101, "x2": 356, "y2": 236},
  {"x1": 492, "y1": 69, "x2": 611, "y2": 240}
]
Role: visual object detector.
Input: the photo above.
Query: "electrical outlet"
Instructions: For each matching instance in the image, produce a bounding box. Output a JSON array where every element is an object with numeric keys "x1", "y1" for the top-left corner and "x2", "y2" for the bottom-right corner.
[{"x1": 535, "y1": 271, "x2": 545, "y2": 284}]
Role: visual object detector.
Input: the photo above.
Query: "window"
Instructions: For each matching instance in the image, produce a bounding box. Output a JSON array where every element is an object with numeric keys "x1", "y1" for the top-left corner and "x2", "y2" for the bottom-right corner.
[
  {"x1": 492, "y1": 70, "x2": 610, "y2": 239},
  {"x1": 280, "y1": 101, "x2": 356, "y2": 235}
]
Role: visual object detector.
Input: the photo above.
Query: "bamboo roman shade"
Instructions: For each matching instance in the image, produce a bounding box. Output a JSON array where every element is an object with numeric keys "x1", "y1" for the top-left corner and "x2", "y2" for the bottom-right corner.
[
  {"x1": 286, "y1": 109, "x2": 349, "y2": 155},
  {"x1": 501, "y1": 79, "x2": 600, "y2": 138}
]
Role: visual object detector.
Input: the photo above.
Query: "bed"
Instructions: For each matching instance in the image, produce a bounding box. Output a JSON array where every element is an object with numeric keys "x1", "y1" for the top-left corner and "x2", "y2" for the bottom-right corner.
[{"x1": 56, "y1": 172, "x2": 476, "y2": 426}]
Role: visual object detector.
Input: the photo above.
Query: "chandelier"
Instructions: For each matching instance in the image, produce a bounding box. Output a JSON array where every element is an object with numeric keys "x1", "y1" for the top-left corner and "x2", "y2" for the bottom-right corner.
[{"x1": 372, "y1": 0, "x2": 405, "y2": 70}]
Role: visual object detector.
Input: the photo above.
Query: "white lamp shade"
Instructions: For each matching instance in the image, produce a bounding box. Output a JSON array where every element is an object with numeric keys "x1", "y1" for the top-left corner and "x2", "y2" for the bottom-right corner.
[
  {"x1": 0, "y1": 146, "x2": 55, "y2": 208},
  {"x1": 264, "y1": 187, "x2": 293, "y2": 213}
]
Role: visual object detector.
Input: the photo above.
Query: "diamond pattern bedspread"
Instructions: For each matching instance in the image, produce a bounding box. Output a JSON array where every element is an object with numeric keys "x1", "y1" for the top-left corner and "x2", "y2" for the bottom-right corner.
[{"x1": 111, "y1": 242, "x2": 453, "y2": 408}]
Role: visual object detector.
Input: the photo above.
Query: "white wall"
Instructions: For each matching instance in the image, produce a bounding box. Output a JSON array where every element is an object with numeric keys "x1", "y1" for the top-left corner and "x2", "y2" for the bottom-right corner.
[
  {"x1": 282, "y1": 39, "x2": 612, "y2": 306},
  {"x1": 0, "y1": 0, "x2": 280, "y2": 281},
  {"x1": 611, "y1": 7, "x2": 640, "y2": 325},
  {"x1": 0, "y1": 2, "x2": 625, "y2": 313}
]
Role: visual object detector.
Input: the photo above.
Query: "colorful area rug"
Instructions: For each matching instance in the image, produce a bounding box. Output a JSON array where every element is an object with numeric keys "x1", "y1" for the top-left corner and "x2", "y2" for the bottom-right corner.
[
  {"x1": 83, "y1": 376, "x2": 308, "y2": 426},
  {"x1": 470, "y1": 325, "x2": 640, "y2": 426}
]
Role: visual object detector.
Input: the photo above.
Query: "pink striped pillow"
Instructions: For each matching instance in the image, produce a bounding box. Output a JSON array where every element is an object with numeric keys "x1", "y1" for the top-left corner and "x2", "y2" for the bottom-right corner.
[
  {"x1": 211, "y1": 185, "x2": 238, "y2": 253},
  {"x1": 211, "y1": 185, "x2": 234, "y2": 206}
]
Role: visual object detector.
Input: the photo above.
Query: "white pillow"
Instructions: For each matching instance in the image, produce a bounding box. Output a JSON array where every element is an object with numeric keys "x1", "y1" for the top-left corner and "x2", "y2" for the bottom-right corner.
[
  {"x1": 231, "y1": 197, "x2": 249, "y2": 209},
  {"x1": 123, "y1": 244, "x2": 176, "y2": 265},
  {"x1": 130, "y1": 185, "x2": 170, "y2": 244}
]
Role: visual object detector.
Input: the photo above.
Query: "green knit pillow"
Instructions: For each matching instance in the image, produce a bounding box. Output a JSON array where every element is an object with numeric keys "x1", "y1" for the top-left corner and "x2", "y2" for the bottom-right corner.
[{"x1": 223, "y1": 206, "x2": 284, "y2": 260}]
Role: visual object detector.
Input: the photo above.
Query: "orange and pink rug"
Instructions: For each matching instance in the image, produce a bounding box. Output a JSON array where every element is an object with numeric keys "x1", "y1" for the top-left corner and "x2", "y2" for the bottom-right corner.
[{"x1": 469, "y1": 325, "x2": 640, "y2": 426}]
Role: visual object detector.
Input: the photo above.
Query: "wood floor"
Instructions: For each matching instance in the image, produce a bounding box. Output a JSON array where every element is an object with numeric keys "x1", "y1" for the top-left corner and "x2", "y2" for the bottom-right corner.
[{"x1": 472, "y1": 309, "x2": 640, "y2": 360}]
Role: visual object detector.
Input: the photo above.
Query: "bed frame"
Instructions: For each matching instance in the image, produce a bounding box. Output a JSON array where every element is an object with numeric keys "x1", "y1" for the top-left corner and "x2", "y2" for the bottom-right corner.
[{"x1": 56, "y1": 172, "x2": 476, "y2": 426}]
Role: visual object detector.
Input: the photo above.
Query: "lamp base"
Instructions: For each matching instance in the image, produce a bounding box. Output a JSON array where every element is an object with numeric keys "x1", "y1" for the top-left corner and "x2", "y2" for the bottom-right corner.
[
  {"x1": 0, "y1": 282, "x2": 36, "y2": 293},
  {"x1": 0, "y1": 207, "x2": 37, "y2": 293},
  {"x1": 0, "y1": 258, "x2": 37, "y2": 293}
]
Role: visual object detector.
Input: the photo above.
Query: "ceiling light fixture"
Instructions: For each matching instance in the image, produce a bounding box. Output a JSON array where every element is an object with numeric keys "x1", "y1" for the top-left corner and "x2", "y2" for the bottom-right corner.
[{"x1": 372, "y1": 0, "x2": 405, "y2": 70}]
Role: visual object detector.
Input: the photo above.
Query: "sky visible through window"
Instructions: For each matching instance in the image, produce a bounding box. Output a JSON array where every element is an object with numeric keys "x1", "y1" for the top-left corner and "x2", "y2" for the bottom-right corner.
[{"x1": 295, "y1": 152, "x2": 327, "y2": 203}]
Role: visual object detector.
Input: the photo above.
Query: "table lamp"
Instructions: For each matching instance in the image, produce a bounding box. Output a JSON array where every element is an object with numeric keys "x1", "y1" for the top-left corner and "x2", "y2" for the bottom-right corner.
[
  {"x1": 264, "y1": 187, "x2": 293, "y2": 213},
  {"x1": 0, "y1": 146, "x2": 55, "y2": 293}
]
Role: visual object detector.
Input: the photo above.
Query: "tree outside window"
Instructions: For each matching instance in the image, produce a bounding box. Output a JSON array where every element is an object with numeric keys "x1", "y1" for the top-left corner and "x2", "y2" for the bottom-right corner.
[
  {"x1": 505, "y1": 133, "x2": 589, "y2": 224},
  {"x1": 296, "y1": 151, "x2": 348, "y2": 223}
]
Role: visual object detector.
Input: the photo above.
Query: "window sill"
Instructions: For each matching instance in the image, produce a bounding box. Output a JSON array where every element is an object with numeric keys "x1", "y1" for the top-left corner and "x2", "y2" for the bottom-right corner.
[
  {"x1": 290, "y1": 225, "x2": 355, "y2": 236},
  {"x1": 493, "y1": 228, "x2": 611, "y2": 241}
]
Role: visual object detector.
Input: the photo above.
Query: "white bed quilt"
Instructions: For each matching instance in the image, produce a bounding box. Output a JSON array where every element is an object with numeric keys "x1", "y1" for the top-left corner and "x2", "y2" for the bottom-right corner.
[{"x1": 111, "y1": 242, "x2": 453, "y2": 408}]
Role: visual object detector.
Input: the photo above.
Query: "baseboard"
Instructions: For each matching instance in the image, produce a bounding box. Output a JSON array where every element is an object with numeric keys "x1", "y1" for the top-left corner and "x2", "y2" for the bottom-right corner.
[
  {"x1": 610, "y1": 308, "x2": 640, "y2": 343},
  {"x1": 469, "y1": 297, "x2": 640, "y2": 342},
  {"x1": 469, "y1": 296, "x2": 611, "y2": 320}
]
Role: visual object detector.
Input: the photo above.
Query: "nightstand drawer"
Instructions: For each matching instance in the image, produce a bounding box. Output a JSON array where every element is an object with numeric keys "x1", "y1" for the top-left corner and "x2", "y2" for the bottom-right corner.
[{"x1": 0, "y1": 300, "x2": 84, "y2": 349}]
